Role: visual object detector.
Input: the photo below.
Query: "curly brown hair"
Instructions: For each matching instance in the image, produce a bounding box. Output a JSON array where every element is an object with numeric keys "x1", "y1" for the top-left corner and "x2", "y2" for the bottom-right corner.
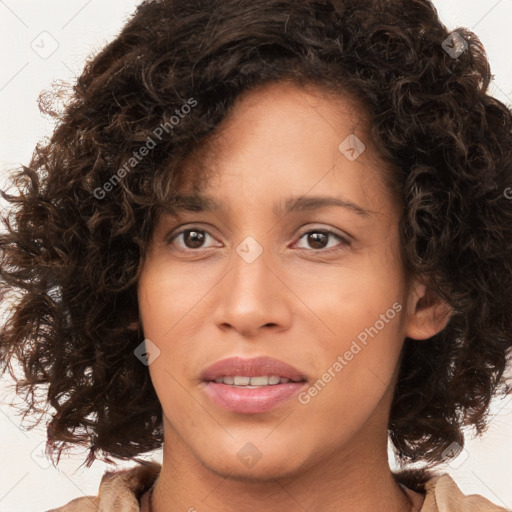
[{"x1": 1, "y1": 0, "x2": 512, "y2": 481}]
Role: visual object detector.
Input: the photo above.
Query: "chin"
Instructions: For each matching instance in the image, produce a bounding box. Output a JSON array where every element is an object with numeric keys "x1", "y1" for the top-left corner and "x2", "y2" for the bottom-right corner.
[
  {"x1": 206, "y1": 455, "x2": 307, "y2": 483},
  {"x1": 195, "y1": 437, "x2": 311, "y2": 482}
]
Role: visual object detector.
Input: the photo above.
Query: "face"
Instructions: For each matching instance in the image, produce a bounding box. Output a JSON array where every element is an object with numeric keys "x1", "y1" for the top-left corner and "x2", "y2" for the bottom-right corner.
[{"x1": 137, "y1": 81, "x2": 434, "y2": 481}]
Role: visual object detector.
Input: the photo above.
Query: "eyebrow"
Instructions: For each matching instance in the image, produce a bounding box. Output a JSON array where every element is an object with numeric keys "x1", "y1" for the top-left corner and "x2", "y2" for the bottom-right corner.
[{"x1": 168, "y1": 194, "x2": 375, "y2": 218}]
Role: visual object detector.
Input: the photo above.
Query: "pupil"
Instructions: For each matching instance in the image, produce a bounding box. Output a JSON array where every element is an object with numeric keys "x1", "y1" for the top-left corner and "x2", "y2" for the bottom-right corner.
[
  {"x1": 181, "y1": 231, "x2": 329, "y2": 249},
  {"x1": 184, "y1": 230, "x2": 205, "y2": 248},
  {"x1": 309, "y1": 232, "x2": 327, "y2": 249}
]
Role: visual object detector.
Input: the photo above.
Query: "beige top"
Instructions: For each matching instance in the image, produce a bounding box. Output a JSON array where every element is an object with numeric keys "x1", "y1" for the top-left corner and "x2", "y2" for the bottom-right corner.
[{"x1": 46, "y1": 461, "x2": 510, "y2": 512}]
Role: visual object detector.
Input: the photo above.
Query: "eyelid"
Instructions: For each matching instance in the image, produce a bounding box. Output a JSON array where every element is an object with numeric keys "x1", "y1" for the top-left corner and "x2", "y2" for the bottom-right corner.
[
  {"x1": 292, "y1": 226, "x2": 352, "y2": 251},
  {"x1": 166, "y1": 223, "x2": 352, "y2": 254},
  {"x1": 167, "y1": 224, "x2": 223, "y2": 249}
]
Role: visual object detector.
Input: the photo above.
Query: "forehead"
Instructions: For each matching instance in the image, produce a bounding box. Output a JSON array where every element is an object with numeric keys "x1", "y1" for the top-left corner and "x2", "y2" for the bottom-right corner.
[
  {"x1": 169, "y1": 81, "x2": 399, "y2": 219},
  {"x1": 163, "y1": 192, "x2": 378, "y2": 222}
]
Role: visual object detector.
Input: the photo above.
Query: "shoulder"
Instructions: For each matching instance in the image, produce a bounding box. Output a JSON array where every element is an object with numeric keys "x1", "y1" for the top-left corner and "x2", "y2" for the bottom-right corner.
[
  {"x1": 45, "y1": 461, "x2": 161, "y2": 512},
  {"x1": 46, "y1": 496, "x2": 98, "y2": 512},
  {"x1": 421, "y1": 473, "x2": 510, "y2": 512}
]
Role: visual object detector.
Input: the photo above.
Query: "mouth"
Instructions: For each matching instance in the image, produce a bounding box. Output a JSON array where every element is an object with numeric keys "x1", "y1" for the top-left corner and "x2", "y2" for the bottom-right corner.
[
  {"x1": 200, "y1": 356, "x2": 307, "y2": 382},
  {"x1": 209, "y1": 375, "x2": 306, "y2": 387},
  {"x1": 201, "y1": 356, "x2": 308, "y2": 414}
]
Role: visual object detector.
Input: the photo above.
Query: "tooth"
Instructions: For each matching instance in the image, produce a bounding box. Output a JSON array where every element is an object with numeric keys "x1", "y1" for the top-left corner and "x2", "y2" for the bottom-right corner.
[
  {"x1": 215, "y1": 375, "x2": 298, "y2": 386},
  {"x1": 233, "y1": 376, "x2": 250, "y2": 386},
  {"x1": 249, "y1": 376, "x2": 269, "y2": 386}
]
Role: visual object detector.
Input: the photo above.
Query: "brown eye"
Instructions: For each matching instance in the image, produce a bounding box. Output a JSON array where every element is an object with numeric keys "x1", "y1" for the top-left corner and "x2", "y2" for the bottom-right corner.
[
  {"x1": 295, "y1": 229, "x2": 351, "y2": 252},
  {"x1": 181, "y1": 229, "x2": 206, "y2": 248},
  {"x1": 168, "y1": 227, "x2": 221, "y2": 251},
  {"x1": 306, "y1": 232, "x2": 329, "y2": 249}
]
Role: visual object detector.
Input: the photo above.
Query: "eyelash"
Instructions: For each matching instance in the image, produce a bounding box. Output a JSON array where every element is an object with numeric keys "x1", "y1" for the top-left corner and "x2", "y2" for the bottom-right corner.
[{"x1": 167, "y1": 226, "x2": 351, "y2": 254}]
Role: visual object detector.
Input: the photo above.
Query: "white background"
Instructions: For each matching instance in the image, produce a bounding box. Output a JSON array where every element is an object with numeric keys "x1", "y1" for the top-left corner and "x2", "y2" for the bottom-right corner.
[{"x1": 1, "y1": 1, "x2": 512, "y2": 511}]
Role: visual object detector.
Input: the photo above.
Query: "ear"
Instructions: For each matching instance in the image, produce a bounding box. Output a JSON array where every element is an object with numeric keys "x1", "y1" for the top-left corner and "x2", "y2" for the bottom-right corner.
[
  {"x1": 128, "y1": 321, "x2": 139, "y2": 331},
  {"x1": 404, "y1": 278, "x2": 453, "y2": 340}
]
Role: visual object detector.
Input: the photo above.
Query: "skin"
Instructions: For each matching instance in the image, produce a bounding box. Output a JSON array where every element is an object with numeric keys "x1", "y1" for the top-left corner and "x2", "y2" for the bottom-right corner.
[{"x1": 137, "y1": 81, "x2": 452, "y2": 512}]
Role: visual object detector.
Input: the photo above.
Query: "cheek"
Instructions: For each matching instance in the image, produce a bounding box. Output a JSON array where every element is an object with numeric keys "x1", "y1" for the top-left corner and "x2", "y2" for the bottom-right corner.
[
  {"x1": 137, "y1": 269, "x2": 193, "y2": 421},
  {"x1": 290, "y1": 244, "x2": 405, "y2": 344},
  {"x1": 296, "y1": 304, "x2": 405, "y2": 441},
  {"x1": 292, "y1": 253, "x2": 406, "y2": 407},
  {"x1": 137, "y1": 260, "x2": 212, "y2": 339},
  {"x1": 137, "y1": 262, "x2": 213, "y2": 394}
]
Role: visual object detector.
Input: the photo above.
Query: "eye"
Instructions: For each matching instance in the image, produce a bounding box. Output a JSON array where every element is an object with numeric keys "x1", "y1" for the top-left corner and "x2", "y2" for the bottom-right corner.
[
  {"x1": 294, "y1": 228, "x2": 351, "y2": 252},
  {"x1": 166, "y1": 226, "x2": 350, "y2": 253},
  {"x1": 168, "y1": 227, "x2": 221, "y2": 250}
]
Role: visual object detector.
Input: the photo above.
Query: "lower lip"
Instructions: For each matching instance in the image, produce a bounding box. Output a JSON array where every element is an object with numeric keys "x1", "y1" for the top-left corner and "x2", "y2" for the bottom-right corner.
[{"x1": 204, "y1": 381, "x2": 306, "y2": 414}]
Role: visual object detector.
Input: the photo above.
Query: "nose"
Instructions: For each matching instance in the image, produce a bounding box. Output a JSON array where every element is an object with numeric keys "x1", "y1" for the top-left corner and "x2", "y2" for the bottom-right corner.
[{"x1": 212, "y1": 242, "x2": 293, "y2": 338}]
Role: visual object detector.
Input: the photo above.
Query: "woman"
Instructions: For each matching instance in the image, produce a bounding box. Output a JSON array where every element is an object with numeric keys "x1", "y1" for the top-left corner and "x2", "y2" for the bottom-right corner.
[{"x1": 1, "y1": 0, "x2": 511, "y2": 510}]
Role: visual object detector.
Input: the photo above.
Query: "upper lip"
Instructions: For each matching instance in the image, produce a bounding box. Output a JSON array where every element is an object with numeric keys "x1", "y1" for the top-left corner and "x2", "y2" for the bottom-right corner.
[{"x1": 200, "y1": 356, "x2": 307, "y2": 382}]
